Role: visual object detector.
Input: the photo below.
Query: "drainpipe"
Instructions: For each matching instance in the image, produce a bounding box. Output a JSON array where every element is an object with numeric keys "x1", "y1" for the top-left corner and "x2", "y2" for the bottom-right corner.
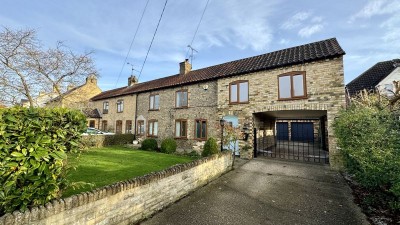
[{"x1": 134, "y1": 93, "x2": 138, "y2": 138}]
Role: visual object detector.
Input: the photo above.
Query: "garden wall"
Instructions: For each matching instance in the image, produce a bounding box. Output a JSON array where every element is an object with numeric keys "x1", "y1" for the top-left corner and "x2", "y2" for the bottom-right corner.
[{"x1": 0, "y1": 152, "x2": 233, "y2": 225}]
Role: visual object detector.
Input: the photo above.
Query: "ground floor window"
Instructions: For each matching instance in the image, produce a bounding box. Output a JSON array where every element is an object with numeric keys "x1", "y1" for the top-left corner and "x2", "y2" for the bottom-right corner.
[
  {"x1": 102, "y1": 120, "x2": 108, "y2": 131},
  {"x1": 175, "y1": 119, "x2": 187, "y2": 138},
  {"x1": 195, "y1": 119, "x2": 207, "y2": 140},
  {"x1": 137, "y1": 120, "x2": 145, "y2": 136},
  {"x1": 116, "y1": 120, "x2": 122, "y2": 134},
  {"x1": 126, "y1": 120, "x2": 132, "y2": 134},
  {"x1": 89, "y1": 120, "x2": 95, "y2": 128},
  {"x1": 148, "y1": 120, "x2": 158, "y2": 137}
]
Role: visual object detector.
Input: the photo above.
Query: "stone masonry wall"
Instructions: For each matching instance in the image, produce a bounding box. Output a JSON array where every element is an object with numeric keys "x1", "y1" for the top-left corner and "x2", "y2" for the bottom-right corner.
[
  {"x1": 136, "y1": 80, "x2": 219, "y2": 151},
  {"x1": 0, "y1": 152, "x2": 233, "y2": 225},
  {"x1": 91, "y1": 94, "x2": 136, "y2": 134},
  {"x1": 217, "y1": 57, "x2": 345, "y2": 167}
]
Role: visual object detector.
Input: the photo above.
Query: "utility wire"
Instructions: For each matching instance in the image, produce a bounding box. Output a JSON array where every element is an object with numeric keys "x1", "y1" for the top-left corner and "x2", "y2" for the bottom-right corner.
[
  {"x1": 185, "y1": 0, "x2": 210, "y2": 59},
  {"x1": 138, "y1": 0, "x2": 168, "y2": 81},
  {"x1": 114, "y1": 0, "x2": 150, "y2": 88}
]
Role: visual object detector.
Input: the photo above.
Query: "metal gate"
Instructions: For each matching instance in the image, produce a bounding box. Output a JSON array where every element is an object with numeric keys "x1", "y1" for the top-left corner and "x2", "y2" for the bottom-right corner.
[{"x1": 255, "y1": 119, "x2": 329, "y2": 164}]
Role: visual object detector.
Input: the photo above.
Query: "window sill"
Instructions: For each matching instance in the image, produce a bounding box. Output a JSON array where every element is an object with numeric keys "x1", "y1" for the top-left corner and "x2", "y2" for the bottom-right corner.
[
  {"x1": 175, "y1": 106, "x2": 188, "y2": 109},
  {"x1": 148, "y1": 109, "x2": 160, "y2": 111},
  {"x1": 193, "y1": 138, "x2": 207, "y2": 141},
  {"x1": 278, "y1": 96, "x2": 308, "y2": 101},
  {"x1": 174, "y1": 137, "x2": 188, "y2": 140},
  {"x1": 117, "y1": 111, "x2": 123, "y2": 113},
  {"x1": 229, "y1": 101, "x2": 249, "y2": 105},
  {"x1": 147, "y1": 135, "x2": 158, "y2": 138}
]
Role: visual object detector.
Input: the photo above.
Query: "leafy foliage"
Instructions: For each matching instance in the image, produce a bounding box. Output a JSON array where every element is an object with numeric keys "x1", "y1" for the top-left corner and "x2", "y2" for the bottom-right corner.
[
  {"x1": 160, "y1": 138, "x2": 177, "y2": 154},
  {"x1": 333, "y1": 92, "x2": 400, "y2": 210},
  {"x1": 202, "y1": 137, "x2": 219, "y2": 157},
  {"x1": 141, "y1": 138, "x2": 158, "y2": 151},
  {"x1": 0, "y1": 107, "x2": 86, "y2": 214}
]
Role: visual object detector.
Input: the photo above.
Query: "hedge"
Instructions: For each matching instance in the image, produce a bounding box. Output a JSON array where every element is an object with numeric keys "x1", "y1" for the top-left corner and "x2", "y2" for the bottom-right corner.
[
  {"x1": 0, "y1": 107, "x2": 86, "y2": 214},
  {"x1": 333, "y1": 94, "x2": 400, "y2": 210},
  {"x1": 81, "y1": 134, "x2": 135, "y2": 148}
]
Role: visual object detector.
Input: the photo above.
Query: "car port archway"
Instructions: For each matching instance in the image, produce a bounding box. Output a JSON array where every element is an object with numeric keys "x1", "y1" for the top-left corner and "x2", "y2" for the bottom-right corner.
[{"x1": 253, "y1": 110, "x2": 329, "y2": 164}]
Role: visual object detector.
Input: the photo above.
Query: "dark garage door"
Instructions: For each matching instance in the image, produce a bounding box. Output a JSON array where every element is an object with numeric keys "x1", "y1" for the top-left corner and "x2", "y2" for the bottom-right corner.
[
  {"x1": 291, "y1": 122, "x2": 314, "y2": 142},
  {"x1": 276, "y1": 122, "x2": 289, "y2": 140}
]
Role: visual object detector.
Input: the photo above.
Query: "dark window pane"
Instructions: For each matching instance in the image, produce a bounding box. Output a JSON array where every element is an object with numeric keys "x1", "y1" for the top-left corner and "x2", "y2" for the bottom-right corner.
[
  {"x1": 196, "y1": 121, "x2": 201, "y2": 138},
  {"x1": 181, "y1": 121, "x2": 187, "y2": 137},
  {"x1": 201, "y1": 121, "x2": 206, "y2": 138}
]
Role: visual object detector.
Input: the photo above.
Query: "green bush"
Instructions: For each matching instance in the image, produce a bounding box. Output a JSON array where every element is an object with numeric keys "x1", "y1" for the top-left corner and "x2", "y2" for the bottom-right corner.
[
  {"x1": 0, "y1": 107, "x2": 86, "y2": 214},
  {"x1": 160, "y1": 138, "x2": 177, "y2": 154},
  {"x1": 202, "y1": 137, "x2": 219, "y2": 157},
  {"x1": 333, "y1": 94, "x2": 400, "y2": 210},
  {"x1": 141, "y1": 138, "x2": 158, "y2": 151},
  {"x1": 81, "y1": 134, "x2": 135, "y2": 148}
]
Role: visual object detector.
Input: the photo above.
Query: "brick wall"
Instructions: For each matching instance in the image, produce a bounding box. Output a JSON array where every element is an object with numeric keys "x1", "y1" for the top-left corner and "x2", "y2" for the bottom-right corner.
[
  {"x1": 0, "y1": 152, "x2": 233, "y2": 225},
  {"x1": 217, "y1": 57, "x2": 345, "y2": 167},
  {"x1": 136, "y1": 80, "x2": 219, "y2": 151}
]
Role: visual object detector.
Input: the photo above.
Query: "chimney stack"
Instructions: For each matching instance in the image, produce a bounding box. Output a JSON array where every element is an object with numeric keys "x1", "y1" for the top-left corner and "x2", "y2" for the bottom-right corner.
[
  {"x1": 179, "y1": 59, "x2": 192, "y2": 75},
  {"x1": 128, "y1": 75, "x2": 138, "y2": 86}
]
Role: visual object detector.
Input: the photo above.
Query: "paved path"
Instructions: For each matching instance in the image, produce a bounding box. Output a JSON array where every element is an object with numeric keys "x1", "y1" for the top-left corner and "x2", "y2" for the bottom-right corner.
[{"x1": 140, "y1": 158, "x2": 369, "y2": 225}]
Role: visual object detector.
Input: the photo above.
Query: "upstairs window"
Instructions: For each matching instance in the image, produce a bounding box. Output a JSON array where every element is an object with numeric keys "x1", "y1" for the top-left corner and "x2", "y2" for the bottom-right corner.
[
  {"x1": 117, "y1": 99, "x2": 124, "y2": 113},
  {"x1": 230, "y1": 81, "x2": 249, "y2": 104},
  {"x1": 149, "y1": 94, "x2": 160, "y2": 110},
  {"x1": 103, "y1": 101, "x2": 109, "y2": 114},
  {"x1": 148, "y1": 120, "x2": 158, "y2": 137},
  {"x1": 175, "y1": 119, "x2": 187, "y2": 138},
  {"x1": 176, "y1": 90, "x2": 188, "y2": 108},
  {"x1": 278, "y1": 72, "x2": 307, "y2": 100},
  {"x1": 195, "y1": 119, "x2": 207, "y2": 140}
]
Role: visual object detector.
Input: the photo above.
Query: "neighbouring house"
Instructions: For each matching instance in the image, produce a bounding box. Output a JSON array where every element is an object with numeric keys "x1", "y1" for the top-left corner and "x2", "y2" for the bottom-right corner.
[
  {"x1": 346, "y1": 59, "x2": 400, "y2": 97},
  {"x1": 46, "y1": 74, "x2": 102, "y2": 109},
  {"x1": 90, "y1": 38, "x2": 346, "y2": 167},
  {"x1": 20, "y1": 89, "x2": 58, "y2": 107}
]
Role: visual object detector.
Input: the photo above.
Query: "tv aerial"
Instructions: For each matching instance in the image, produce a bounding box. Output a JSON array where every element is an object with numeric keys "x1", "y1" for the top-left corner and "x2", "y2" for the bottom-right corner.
[{"x1": 187, "y1": 45, "x2": 198, "y2": 64}]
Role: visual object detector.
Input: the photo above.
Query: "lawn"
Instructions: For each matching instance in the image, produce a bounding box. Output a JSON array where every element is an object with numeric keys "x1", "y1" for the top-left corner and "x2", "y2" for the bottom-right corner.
[{"x1": 63, "y1": 146, "x2": 194, "y2": 197}]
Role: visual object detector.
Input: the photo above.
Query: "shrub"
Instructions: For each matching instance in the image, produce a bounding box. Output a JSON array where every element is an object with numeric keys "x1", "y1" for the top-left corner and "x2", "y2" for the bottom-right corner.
[
  {"x1": 0, "y1": 107, "x2": 86, "y2": 214},
  {"x1": 202, "y1": 137, "x2": 219, "y2": 157},
  {"x1": 141, "y1": 138, "x2": 158, "y2": 151},
  {"x1": 333, "y1": 93, "x2": 400, "y2": 210},
  {"x1": 160, "y1": 138, "x2": 177, "y2": 154}
]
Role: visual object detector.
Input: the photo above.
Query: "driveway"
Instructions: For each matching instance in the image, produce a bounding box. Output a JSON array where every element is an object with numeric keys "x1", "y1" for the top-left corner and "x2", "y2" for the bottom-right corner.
[{"x1": 140, "y1": 158, "x2": 369, "y2": 225}]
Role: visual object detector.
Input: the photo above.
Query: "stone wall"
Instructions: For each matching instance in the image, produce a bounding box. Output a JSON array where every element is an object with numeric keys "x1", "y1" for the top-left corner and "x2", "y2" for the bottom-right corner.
[
  {"x1": 217, "y1": 57, "x2": 345, "y2": 167},
  {"x1": 91, "y1": 94, "x2": 136, "y2": 134},
  {"x1": 0, "y1": 152, "x2": 233, "y2": 225},
  {"x1": 136, "y1": 80, "x2": 219, "y2": 152}
]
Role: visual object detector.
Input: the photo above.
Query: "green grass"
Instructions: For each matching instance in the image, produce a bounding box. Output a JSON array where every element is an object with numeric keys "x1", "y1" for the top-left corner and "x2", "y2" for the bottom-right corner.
[{"x1": 63, "y1": 146, "x2": 193, "y2": 197}]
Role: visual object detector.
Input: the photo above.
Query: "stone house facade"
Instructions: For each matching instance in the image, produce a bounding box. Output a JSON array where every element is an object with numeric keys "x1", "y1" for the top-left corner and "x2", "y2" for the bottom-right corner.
[{"x1": 90, "y1": 38, "x2": 346, "y2": 167}]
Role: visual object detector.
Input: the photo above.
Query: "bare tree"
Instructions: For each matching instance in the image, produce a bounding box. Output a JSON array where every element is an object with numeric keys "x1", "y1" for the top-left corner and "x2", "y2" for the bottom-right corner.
[{"x1": 0, "y1": 27, "x2": 97, "y2": 107}]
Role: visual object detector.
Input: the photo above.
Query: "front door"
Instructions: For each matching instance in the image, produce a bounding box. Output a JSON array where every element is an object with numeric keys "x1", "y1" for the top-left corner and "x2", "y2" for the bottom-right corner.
[{"x1": 223, "y1": 115, "x2": 240, "y2": 156}]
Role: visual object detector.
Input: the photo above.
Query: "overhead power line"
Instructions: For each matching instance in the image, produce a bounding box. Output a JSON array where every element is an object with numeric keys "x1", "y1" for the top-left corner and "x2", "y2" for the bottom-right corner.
[
  {"x1": 185, "y1": 0, "x2": 210, "y2": 60},
  {"x1": 138, "y1": 0, "x2": 168, "y2": 81},
  {"x1": 114, "y1": 0, "x2": 150, "y2": 88}
]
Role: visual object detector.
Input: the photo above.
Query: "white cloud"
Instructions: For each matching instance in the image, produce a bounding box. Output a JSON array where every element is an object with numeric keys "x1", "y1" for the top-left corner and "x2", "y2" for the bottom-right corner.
[
  {"x1": 349, "y1": 0, "x2": 400, "y2": 22},
  {"x1": 281, "y1": 12, "x2": 311, "y2": 30},
  {"x1": 298, "y1": 24, "x2": 324, "y2": 38}
]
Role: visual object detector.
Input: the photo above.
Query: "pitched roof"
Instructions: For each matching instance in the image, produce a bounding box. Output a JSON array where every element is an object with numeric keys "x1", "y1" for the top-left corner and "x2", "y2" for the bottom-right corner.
[
  {"x1": 47, "y1": 84, "x2": 83, "y2": 103},
  {"x1": 346, "y1": 59, "x2": 400, "y2": 96},
  {"x1": 92, "y1": 38, "x2": 345, "y2": 101},
  {"x1": 82, "y1": 108, "x2": 101, "y2": 118}
]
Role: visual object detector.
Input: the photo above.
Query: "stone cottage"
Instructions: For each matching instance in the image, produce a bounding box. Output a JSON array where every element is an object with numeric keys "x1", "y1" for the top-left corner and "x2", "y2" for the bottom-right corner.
[{"x1": 90, "y1": 38, "x2": 345, "y2": 167}]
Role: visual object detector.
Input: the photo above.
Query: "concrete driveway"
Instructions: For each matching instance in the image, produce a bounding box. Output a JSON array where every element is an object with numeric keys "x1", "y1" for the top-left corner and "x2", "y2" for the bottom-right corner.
[{"x1": 140, "y1": 158, "x2": 369, "y2": 225}]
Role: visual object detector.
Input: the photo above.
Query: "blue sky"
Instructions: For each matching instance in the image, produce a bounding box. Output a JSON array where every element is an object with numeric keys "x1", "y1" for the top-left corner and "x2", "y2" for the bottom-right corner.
[{"x1": 1, "y1": 0, "x2": 399, "y2": 91}]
